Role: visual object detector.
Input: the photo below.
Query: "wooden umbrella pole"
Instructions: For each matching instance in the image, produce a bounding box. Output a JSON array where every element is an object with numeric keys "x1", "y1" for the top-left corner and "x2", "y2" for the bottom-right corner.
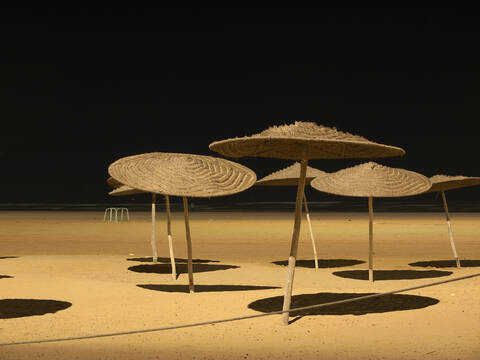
[
  {"x1": 282, "y1": 159, "x2": 308, "y2": 325},
  {"x1": 151, "y1": 194, "x2": 159, "y2": 264},
  {"x1": 368, "y1": 196, "x2": 374, "y2": 282},
  {"x1": 165, "y1": 195, "x2": 177, "y2": 280},
  {"x1": 303, "y1": 191, "x2": 319, "y2": 269},
  {"x1": 441, "y1": 191, "x2": 461, "y2": 268},
  {"x1": 183, "y1": 196, "x2": 194, "y2": 293}
]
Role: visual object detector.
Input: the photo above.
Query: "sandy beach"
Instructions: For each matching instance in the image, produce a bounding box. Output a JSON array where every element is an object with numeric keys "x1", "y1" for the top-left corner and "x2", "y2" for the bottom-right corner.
[{"x1": 1, "y1": 210, "x2": 479, "y2": 359}]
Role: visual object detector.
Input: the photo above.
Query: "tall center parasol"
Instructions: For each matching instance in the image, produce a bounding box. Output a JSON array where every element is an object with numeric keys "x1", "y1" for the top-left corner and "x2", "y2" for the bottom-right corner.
[
  {"x1": 425, "y1": 175, "x2": 480, "y2": 268},
  {"x1": 209, "y1": 121, "x2": 405, "y2": 325},
  {"x1": 311, "y1": 162, "x2": 431, "y2": 282},
  {"x1": 107, "y1": 178, "x2": 177, "y2": 280},
  {"x1": 255, "y1": 162, "x2": 328, "y2": 269},
  {"x1": 108, "y1": 153, "x2": 256, "y2": 293}
]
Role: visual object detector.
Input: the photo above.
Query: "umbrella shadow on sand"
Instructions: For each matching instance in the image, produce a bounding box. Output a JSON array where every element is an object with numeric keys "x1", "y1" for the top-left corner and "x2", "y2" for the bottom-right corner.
[
  {"x1": 0, "y1": 299, "x2": 72, "y2": 319},
  {"x1": 126, "y1": 257, "x2": 220, "y2": 264},
  {"x1": 409, "y1": 260, "x2": 480, "y2": 268},
  {"x1": 0, "y1": 256, "x2": 19, "y2": 260},
  {"x1": 128, "y1": 263, "x2": 240, "y2": 279},
  {"x1": 0, "y1": 275, "x2": 13, "y2": 279},
  {"x1": 332, "y1": 269, "x2": 452, "y2": 281},
  {"x1": 248, "y1": 292, "x2": 439, "y2": 325},
  {"x1": 137, "y1": 284, "x2": 280, "y2": 293},
  {"x1": 273, "y1": 259, "x2": 365, "y2": 269}
]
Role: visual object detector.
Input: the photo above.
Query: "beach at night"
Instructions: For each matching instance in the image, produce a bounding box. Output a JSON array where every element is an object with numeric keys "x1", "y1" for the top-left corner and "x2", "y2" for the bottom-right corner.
[{"x1": 3, "y1": 6, "x2": 480, "y2": 359}]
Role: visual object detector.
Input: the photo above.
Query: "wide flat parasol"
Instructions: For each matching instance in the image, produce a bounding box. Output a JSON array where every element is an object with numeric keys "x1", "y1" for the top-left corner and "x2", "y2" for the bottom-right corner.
[
  {"x1": 209, "y1": 121, "x2": 405, "y2": 325},
  {"x1": 425, "y1": 174, "x2": 480, "y2": 268},
  {"x1": 256, "y1": 162, "x2": 328, "y2": 268},
  {"x1": 311, "y1": 162, "x2": 431, "y2": 282},
  {"x1": 209, "y1": 121, "x2": 405, "y2": 160},
  {"x1": 109, "y1": 152, "x2": 257, "y2": 293}
]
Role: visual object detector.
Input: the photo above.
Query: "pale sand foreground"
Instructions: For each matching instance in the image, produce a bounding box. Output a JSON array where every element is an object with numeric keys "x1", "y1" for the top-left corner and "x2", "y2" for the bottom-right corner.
[{"x1": 1, "y1": 210, "x2": 479, "y2": 360}]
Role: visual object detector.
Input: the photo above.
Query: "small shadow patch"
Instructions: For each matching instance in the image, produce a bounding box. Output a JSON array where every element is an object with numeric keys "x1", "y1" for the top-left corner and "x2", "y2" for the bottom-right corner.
[
  {"x1": 137, "y1": 284, "x2": 280, "y2": 293},
  {"x1": 0, "y1": 299, "x2": 72, "y2": 319},
  {"x1": 332, "y1": 269, "x2": 452, "y2": 281},
  {"x1": 409, "y1": 260, "x2": 480, "y2": 268},
  {"x1": 272, "y1": 259, "x2": 365, "y2": 268},
  {"x1": 126, "y1": 257, "x2": 219, "y2": 263},
  {"x1": 0, "y1": 256, "x2": 19, "y2": 260},
  {"x1": 0, "y1": 275, "x2": 13, "y2": 279},
  {"x1": 128, "y1": 263, "x2": 239, "y2": 275},
  {"x1": 248, "y1": 292, "x2": 439, "y2": 317}
]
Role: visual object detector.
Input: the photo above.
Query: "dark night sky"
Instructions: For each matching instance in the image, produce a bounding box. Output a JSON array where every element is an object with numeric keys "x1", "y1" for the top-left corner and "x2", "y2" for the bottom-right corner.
[{"x1": 1, "y1": 7, "x2": 480, "y2": 206}]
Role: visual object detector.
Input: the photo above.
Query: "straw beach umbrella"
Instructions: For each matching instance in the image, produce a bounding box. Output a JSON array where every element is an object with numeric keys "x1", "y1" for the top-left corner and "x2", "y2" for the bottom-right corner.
[
  {"x1": 256, "y1": 162, "x2": 327, "y2": 269},
  {"x1": 425, "y1": 175, "x2": 480, "y2": 268},
  {"x1": 209, "y1": 121, "x2": 405, "y2": 325},
  {"x1": 311, "y1": 162, "x2": 431, "y2": 282},
  {"x1": 107, "y1": 181, "x2": 177, "y2": 279},
  {"x1": 108, "y1": 153, "x2": 256, "y2": 293},
  {"x1": 107, "y1": 176, "x2": 123, "y2": 189}
]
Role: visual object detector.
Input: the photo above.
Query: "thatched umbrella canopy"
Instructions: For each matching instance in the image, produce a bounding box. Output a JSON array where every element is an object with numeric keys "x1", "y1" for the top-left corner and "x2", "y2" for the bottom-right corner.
[
  {"x1": 311, "y1": 162, "x2": 431, "y2": 282},
  {"x1": 107, "y1": 176, "x2": 124, "y2": 189},
  {"x1": 109, "y1": 152, "x2": 256, "y2": 293},
  {"x1": 209, "y1": 121, "x2": 405, "y2": 325},
  {"x1": 256, "y1": 162, "x2": 328, "y2": 268},
  {"x1": 424, "y1": 175, "x2": 480, "y2": 268},
  {"x1": 429, "y1": 175, "x2": 480, "y2": 193},
  {"x1": 108, "y1": 184, "x2": 144, "y2": 196},
  {"x1": 107, "y1": 181, "x2": 177, "y2": 279},
  {"x1": 210, "y1": 122, "x2": 405, "y2": 160}
]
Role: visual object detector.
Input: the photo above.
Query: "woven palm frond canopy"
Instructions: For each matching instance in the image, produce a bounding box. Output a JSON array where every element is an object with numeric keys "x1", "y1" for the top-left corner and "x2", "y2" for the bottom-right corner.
[
  {"x1": 108, "y1": 152, "x2": 256, "y2": 198},
  {"x1": 311, "y1": 162, "x2": 431, "y2": 198},
  {"x1": 427, "y1": 175, "x2": 480, "y2": 193},
  {"x1": 108, "y1": 184, "x2": 144, "y2": 197},
  {"x1": 106, "y1": 177, "x2": 144, "y2": 196},
  {"x1": 209, "y1": 121, "x2": 405, "y2": 160},
  {"x1": 256, "y1": 162, "x2": 327, "y2": 186},
  {"x1": 107, "y1": 176, "x2": 123, "y2": 189}
]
